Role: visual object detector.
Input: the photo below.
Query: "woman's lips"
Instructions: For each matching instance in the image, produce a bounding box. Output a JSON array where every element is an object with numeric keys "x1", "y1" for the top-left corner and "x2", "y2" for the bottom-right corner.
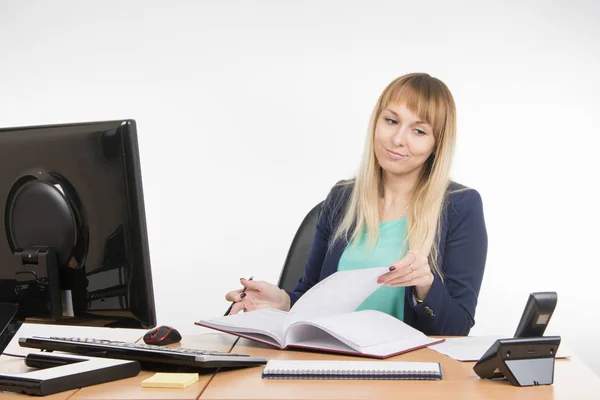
[{"x1": 386, "y1": 149, "x2": 407, "y2": 160}]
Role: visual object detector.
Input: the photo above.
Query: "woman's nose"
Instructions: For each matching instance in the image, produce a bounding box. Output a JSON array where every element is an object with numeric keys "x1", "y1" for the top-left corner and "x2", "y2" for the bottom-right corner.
[{"x1": 391, "y1": 128, "x2": 408, "y2": 147}]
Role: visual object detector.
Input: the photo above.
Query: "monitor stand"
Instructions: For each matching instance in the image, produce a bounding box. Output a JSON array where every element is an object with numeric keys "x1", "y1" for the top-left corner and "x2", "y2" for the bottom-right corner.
[
  {"x1": 14, "y1": 247, "x2": 63, "y2": 321},
  {"x1": 2, "y1": 246, "x2": 63, "y2": 353}
]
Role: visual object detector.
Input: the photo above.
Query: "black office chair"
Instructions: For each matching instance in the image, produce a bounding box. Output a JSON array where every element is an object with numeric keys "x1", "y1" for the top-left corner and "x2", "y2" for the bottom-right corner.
[{"x1": 277, "y1": 201, "x2": 324, "y2": 293}]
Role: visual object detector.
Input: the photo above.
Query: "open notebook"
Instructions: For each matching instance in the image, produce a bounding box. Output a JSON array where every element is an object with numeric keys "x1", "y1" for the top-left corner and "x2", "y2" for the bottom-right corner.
[
  {"x1": 261, "y1": 360, "x2": 443, "y2": 380},
  {"x1": 196, "y1": 267, "x2": 443, "y2": 358}
]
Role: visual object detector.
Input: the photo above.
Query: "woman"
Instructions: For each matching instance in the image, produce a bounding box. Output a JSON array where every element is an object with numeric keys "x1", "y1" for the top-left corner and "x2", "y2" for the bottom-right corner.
[{"x1": 226, "y1": 73, "x2": 487, "y2": 336}]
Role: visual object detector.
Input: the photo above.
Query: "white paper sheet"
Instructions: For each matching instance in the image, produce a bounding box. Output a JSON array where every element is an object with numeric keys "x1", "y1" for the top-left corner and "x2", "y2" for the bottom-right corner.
[
  {"x1": 289, "y1": 267, "x2": 388, "y2": 318},
  {"x1": 429, "y1": 336, "x2": 570, "y2": 361}
]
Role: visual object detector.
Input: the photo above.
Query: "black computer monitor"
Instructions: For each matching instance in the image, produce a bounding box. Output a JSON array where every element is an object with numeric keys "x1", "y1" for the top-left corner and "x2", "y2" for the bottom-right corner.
[{"x1": 0, "y1": 119, "x2": 156, "y2": 336}]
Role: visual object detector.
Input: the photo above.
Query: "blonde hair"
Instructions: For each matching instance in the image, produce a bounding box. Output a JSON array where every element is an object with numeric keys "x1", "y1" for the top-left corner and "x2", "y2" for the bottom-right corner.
[{"x1": 331, "y1": 73, "x2": 457, "y2": 279}]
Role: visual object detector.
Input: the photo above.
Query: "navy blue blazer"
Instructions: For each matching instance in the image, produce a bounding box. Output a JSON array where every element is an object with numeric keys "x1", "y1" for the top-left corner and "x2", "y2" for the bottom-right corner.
[{"x1": 285, "y1": 181, "x2": 488, "y2": 336}]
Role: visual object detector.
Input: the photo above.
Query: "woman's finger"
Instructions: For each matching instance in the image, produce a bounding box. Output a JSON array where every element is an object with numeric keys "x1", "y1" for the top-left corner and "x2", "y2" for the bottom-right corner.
[
  {"x1": 243, "y1": 301, "x2": 257, "y2": 312},
  {"x1": 384, "y1": 265, "x2": 427, "y2": 285},
  {"x1": 391, "y1": 251, "x2": 418, "y2": 269},
  {"x1": 229, "y1": 300, "x2": 246, "y2": 315},
  {"x1": 229, "y1": 289, "x2": 257, "y2": 303},
  {"x1": 224, "y1": 288, "x2": 243, "y2": 302},
  {"x1": 384, "y1": 274, "x2": 423, "y2": 287},
  {"x1": 377, "y1": 264, "x2": 408, "y2": 282},
  {"x1": 240, "y1": 278, "x2": 262, "y2": 291},
  {"x1": 385, "y1": 268, "x2": 433, "y2": 287},
  {"x1": 378, "y1": 256, "x2": 422, "y2": 283}
]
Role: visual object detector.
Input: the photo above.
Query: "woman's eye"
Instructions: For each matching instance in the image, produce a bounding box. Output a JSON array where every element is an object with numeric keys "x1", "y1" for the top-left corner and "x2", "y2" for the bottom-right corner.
[
  {"x1": 415, "y1": 129, "x2": 426, "y2": 135},
  {"x1": 385, "y1": 118, "x2": 397, "y2": 125}
]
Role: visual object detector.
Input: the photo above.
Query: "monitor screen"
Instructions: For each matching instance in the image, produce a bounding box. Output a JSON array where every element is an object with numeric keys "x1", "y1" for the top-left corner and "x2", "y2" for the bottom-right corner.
[{"x1": 0, "y1": 119, "x2": 156, "y2": 330}]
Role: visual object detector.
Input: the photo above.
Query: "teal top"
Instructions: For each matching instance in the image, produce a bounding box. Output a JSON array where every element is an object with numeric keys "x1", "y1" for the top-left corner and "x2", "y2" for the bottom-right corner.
[{"x1": 337, "y1": 217, "x2": 408, "y2": 321}]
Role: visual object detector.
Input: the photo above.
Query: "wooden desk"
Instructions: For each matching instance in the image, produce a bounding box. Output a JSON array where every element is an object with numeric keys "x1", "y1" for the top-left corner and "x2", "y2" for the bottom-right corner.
[
  {"x1": 70, "y1": 333, "x2": 237, "y2": 400},
  {"x1": 200, "y1": 338, "x2": 600, "y2": 400}
]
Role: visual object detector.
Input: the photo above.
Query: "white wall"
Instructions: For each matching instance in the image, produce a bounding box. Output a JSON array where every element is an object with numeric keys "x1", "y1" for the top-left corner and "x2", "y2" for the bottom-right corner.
[{"x1": 1, "y1": 0, "x2": 599, "y2": 375}]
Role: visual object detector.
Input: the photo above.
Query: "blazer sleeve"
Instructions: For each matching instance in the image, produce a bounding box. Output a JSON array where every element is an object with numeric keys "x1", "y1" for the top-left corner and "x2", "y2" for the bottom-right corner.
[
  {"x1": 284, "y1": 183, "x2": 343, "y2": 306},
  {"x1": 409, "y1": 188, "x2": 488, "y2": 336}
]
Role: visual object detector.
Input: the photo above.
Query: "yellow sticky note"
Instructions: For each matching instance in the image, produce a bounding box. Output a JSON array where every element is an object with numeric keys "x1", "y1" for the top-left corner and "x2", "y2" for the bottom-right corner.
[{"x1": 141, "y1": 372, "x2": 199, "y2": 389}]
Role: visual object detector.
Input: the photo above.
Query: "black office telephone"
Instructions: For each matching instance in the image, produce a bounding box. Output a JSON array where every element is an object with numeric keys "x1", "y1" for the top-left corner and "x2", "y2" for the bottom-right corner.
[{"x1": 473, "y1": 292, "x2": 560, "y2": 387}]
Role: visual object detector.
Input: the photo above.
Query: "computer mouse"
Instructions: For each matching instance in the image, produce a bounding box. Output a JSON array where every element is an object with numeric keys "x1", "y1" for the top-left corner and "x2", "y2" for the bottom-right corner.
[{"x1": 143, "y1": 325, "x2": 182, "y2": 346}]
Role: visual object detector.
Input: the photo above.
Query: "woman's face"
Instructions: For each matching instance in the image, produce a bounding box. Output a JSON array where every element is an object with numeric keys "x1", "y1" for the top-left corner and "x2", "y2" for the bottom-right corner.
[{"x1": 374, "y1": 103, "x2": 436, "y2": 179}]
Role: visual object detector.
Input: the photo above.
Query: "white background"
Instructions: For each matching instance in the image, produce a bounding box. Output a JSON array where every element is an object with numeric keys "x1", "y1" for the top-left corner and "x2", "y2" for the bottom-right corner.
[{"x1": 1, "y1": 0, "x2": 599, "y2": 375}]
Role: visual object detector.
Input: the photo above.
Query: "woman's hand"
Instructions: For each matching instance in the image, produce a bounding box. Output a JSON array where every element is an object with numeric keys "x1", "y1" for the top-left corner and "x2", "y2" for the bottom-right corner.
[
  {"x1": 225, "y1": 278, "x2": 291, "y2": 315},
  {"x1": 377, "y1": 251, "x2": 434, "y2": 301}
]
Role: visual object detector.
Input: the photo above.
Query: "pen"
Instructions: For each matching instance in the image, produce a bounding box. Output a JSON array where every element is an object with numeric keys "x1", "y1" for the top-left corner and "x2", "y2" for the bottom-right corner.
[{"x1": 224, "y1": 276, "x2": 253, "y2": 316}]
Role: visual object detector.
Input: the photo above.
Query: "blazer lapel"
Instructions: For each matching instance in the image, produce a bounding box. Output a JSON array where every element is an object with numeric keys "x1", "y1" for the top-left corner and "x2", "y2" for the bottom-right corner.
[{"x1": 320, "y1": 239, "x2": 347, "y2": 280}]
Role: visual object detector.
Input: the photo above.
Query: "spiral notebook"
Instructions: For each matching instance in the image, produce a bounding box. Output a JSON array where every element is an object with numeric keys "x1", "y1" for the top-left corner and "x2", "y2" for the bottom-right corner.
[{"x1": 261, "y1": 360, "x2": 442, "y2": 380}]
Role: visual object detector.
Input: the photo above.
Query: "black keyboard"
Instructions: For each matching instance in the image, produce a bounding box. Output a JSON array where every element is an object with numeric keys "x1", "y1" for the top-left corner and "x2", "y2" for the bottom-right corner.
[{"x1": 18, "y1": 336, "x2": 267, "y2": 369}]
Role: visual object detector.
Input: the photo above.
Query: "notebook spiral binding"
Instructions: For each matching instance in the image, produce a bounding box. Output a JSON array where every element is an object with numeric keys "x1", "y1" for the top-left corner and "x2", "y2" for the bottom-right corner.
[{"x1": 262, "y1": 366, "x2": 443, "y2": 380}]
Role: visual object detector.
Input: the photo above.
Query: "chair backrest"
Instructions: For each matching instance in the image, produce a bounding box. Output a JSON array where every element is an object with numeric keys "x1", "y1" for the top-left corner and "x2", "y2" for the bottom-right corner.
[{"x1": 277, "y1": 201, "x2": 324, "y2": 293}]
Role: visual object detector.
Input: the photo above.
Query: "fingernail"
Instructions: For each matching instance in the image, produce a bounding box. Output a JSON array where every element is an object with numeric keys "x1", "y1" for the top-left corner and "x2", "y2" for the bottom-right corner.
[
  {"x1": 240, "y1": 292, "x2": 246, "y2": 298},
  {"x1": 377, "y1": 277, "x2": 384, "y2": 284},
  {"x1": 389, "y1": 265, "x2": 396, "y2": 271}
]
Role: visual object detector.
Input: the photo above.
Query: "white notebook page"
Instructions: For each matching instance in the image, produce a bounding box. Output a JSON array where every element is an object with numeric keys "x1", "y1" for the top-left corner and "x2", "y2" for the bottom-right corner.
[
  {"x1": 287, "y1": 267, "x2": 388, "y2": 325},
  {"x1": 201, "y1": 308, "x2": 288, "y2": 346},
  {"x1": 302, "y1": 310, "x2": 426, "y2": 348}
]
